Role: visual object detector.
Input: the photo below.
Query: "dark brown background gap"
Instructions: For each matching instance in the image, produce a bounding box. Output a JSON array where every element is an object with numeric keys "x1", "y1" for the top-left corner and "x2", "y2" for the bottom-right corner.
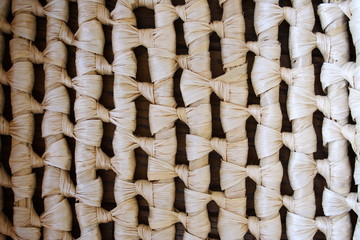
[{"x1": 0, "y1": 0, "x2": 357, "y2": 239}]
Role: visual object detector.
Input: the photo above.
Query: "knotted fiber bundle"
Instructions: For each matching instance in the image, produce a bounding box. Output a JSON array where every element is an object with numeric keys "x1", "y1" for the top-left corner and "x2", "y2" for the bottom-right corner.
[{"x1": 0, "y1": 0, "x2": 358, "y2": 239}]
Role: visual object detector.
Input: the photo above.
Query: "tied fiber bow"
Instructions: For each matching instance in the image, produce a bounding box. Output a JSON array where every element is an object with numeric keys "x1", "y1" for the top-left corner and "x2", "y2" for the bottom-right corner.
[
  {"x1": 322, "y1": 188, "x2": 359, "y2": 216},
  {"x1": 255, "y1": 186, "x2": 315, "y2": 219},
  {"x1": 288, "y1": 152, "x2": 331, "y2": 192},
  {"x1": 148, "y1": 207, "x2": 210, "y2": 239},
  {"x1": 149, "y1": 104, "x2": 211, "y2": 134},
  {"x1": 255, "y1": 124, "x2": 317, "y2": 159},
  {"x1": 251, "y1": 56, "x2": 316, "y2": 96},
  {"x1": 114, "y1": 75, "x2": 155, "y2": 103},
  {"x1": 289, "y1": 27, "x2": 330, "y2": 60},
  {"x1": 218, "y1": 209, "x2": 281, "y2": 240},
  {"x1": 220, "y1": 102, "x2": 282, "y2": 132},
  {"x1": 254, "y1": 2, "x2": 314, "y2": 34},
  {"x1": 113, "y1": 128, "x2": 177, "y2": 158},
  {"x1": 184, "y1": 188, "x2": 246, "y2": 215},
  {"x1": 320, "y1": 62, "x2": 356, "y2": 90},
  {"x1": 220, "y1": 161, "x2": 283, "y2": 190},
  {"x1": 287, "y1": 86, "x2": 333, "y2": 120},
  {"x1": 115, "y1": 178, "x2": 175, "y2": 208},
  {"x1": 286, "y1": 212, "x2": 352, "y2": 240},
  {"x1": 112, "y1": 23, "x2": 175, "y2": 52},
  {"x1": 180, "y1": 65, "x2": 247, "y2": 106},
  {"x1": 322, "y1": 118, "x2": 358, "y2": 153},
  {"x1": 147, "y1": 158, "x2": 210, "y2": 192},
  {"x1": 186, "y1": 135, "x2": 247, "y2": 161}
]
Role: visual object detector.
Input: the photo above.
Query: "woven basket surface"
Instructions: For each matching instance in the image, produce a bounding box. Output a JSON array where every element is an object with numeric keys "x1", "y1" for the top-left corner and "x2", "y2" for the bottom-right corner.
[{"x1": 0, "y1": 0, "x2": 358, "y2": 239}]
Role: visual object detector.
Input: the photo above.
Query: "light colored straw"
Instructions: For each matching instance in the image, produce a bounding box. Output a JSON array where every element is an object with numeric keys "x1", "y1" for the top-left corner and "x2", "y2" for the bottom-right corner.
[
  {"x1": 0, "y1": 1, "x2": 15, "y2": 239},
  {"x1": 7, "y1": 1, "x2": 45, "y2": 239},
  {"x1": 40, "y1": 0, "x2": 78, "y2": 239}
]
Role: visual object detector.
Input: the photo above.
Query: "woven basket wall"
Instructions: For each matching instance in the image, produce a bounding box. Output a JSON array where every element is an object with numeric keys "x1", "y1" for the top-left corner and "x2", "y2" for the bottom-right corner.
[{"x1": 0, "y1": 0, "x2": 359, "y2": 239}]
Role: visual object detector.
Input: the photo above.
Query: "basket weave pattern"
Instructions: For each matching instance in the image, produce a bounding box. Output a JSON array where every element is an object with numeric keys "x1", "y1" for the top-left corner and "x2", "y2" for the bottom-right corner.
[{"x1": 0, "y1": 0, "x2": 359, "y2": 239}]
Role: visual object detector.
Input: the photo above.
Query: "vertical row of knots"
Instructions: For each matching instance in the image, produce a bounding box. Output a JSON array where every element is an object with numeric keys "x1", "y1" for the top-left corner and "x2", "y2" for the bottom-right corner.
[
  {"x1": 283, "y1": 0, "x2": 353, "y2": 239},
  {"x1": 0, "y1": 1, "x2": 16, "y2": 239},
  {"x1": 344, "y1": 0, "x2": 360, "y2": 238},
  {"x1": 229, "y1": 0, "x2": 286, "y2": 239},
  {"x1": 73, "y1": 0, "x2": 116, "y2": 239},
  {"x1": 6, "y1": 0, "x2": 46, "y2": 239},
  {"x1": 318, "y1": 1, "x2": 354, "y2": 240},
  {"x1": 112, "y1": 0, "x2": 178, "y2": 239},
  {"x1": 283, "y1": 0, "x2": 319, "y2": 239}
]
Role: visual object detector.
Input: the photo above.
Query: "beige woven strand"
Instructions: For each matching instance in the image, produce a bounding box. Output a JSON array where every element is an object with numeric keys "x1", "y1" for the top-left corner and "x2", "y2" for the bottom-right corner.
[
  {"x1": 8, "y1": 0, "x2": 45, "y2": 239},
  {"x1": 344, "y1": 0, "x2": 360, "y2": 238},
  {"x1": 73, "y1": 0, "x2": 116, "y2": 239},
  {"x1": 0, "y1": 1, "x2": 15, "y2": 239},
  {"x1": 178, "y1": 0, "x2": 213, "y2": 238},
  {"x1": 215, "y1": 0, "x2": 250, "y2": 239},
  {"x1": 316, "y1": 0, "x2": 354, "y2": 238},
  {"x1": 40, "y1": 0, "x2": 77, "y2": 239},
  {"x1": 112, "y1": 0, "x2": 184, "y2": 238},
  {"x1": 285, "y1": 0, "x2": 353, "y2": 239}
]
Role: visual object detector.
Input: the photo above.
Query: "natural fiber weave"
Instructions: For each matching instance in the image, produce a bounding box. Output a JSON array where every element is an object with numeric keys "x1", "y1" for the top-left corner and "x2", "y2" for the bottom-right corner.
[{"x1": 0, "y1": 0, "x2": 359, "y2": 239}]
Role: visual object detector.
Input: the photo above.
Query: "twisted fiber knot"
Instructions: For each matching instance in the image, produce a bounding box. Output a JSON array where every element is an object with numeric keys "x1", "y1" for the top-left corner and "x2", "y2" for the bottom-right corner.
[
  {"x1": 246, "y1": 165, "x2": 261, "y2": 185},
  {"x1": 282, "y1": 132, "x2": 295, "y2": 152},
  {"x1": 340, "y1": 124, "x2": 356, "y2": 144},
  {"x1": 138, "y1": 28, "x2": 154, "y2": 48},
  {"x1": 29, "y1": 42, "x2": 44, "y2": 64},
  {"x1": 345, "y1": 192, "x2": 359, "y2": 213},
  {"x1": 137, "y1": 82, "x2": 155, "y2": 103},
  {"x1": 0, "y1": 17, "x2": 11, "y2": 34},
  {"x1": 96, "y1": 207, "x2": 113, "y2": 224},
  {"x1": 248, "y1": 104, "x2": 261, "y2": 124},
  {"x1": 174, "y1": 164, "x2": 189, "y2": 186},
  {"x1": 315, "y1": 95, "x2": 331, "y2": 119},
  {"x1": 61, "y1": 115, "x2": 74, "y2": 138},
  {"x1": 316, "y1": 159, "x2": 330, "y2": 182},
  {"x1": 282, "y1": 195, "x2": 294, "y2": 213},
  {"x1": 248, "y1": 216, "x2": 260, "y2": 240},
  {"x1": 62, "y1": 69, "x2": 73, "y2": 88},
  {"x1": 97, "y1": 5, "x2": 116, "y2": 26},
  {"x1": 210, "y1": 21, "x2": 224, "y2": 38},
  {"x1": 134, "y1": 179, "x2": 153, "y2": 205},
  {"x1": 315, "y1": 216, "x2": 332, "y2": 238},
  {"x1": 177, "y1": 211, "x2": 187, "y2": 228},
  {"x1": 137, "y1": 137, "x2": 155, "y2": 157},
  {"x1": 60, "y1": 170, "x2": 76, "y2": 198},
  {"x1": 174, "y1": 5, "x2": 186, "y2": 21},
  {"x1": 246, "y1": 41, "x2": 259, "y2": 56},
  {"x1": 176, "y1": 54, "x2": 189, "y2": 69},
  {"x1": 210, "y1": 191, "x2": 226, "y2": 208},
  {"x1": 96, "y1": 102, "x2": 110, "y2": 122},
  {"x1": 341, "y1": 62, "x2": 356, "y2": 85},
  {"x1": 95, "y1": 55, "x2": 112, "y2": 75},
  {"x1": 209, "y1": 79, "x2": 230, "y2": 102},
  {"x1": 0, "y1": 66, "x2": 8, "y2": 85},
  {"x1": 176, "y1": 107, "x2": 188, "y2": 124},
  {"x1": 137, "y1": 224, "x2": 152, "y2": 240},
  {"x1": 30, "y1": 96, "x2": 44, "y2": 114},
  {"x1": 210, "y1": 137, "x2": 227, "y2": 157},
  {"x1": 95, "y1": 148, "x2": 112, "y2": 171},
  {"x1": 0, "y1": 116, "x2": 10, "y2": 135},
  {"x1": 282, "y1": 6, "x2": 296, "y2": 25},
  {"x1": 280, "y1": 67, "x2": 293, "y2": 85}
]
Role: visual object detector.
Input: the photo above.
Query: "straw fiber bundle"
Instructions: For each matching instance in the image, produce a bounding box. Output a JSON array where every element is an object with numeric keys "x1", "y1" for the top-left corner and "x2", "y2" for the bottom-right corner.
[{"x1": 0, "y1": 0, "x2": 359, "y2": 239}]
